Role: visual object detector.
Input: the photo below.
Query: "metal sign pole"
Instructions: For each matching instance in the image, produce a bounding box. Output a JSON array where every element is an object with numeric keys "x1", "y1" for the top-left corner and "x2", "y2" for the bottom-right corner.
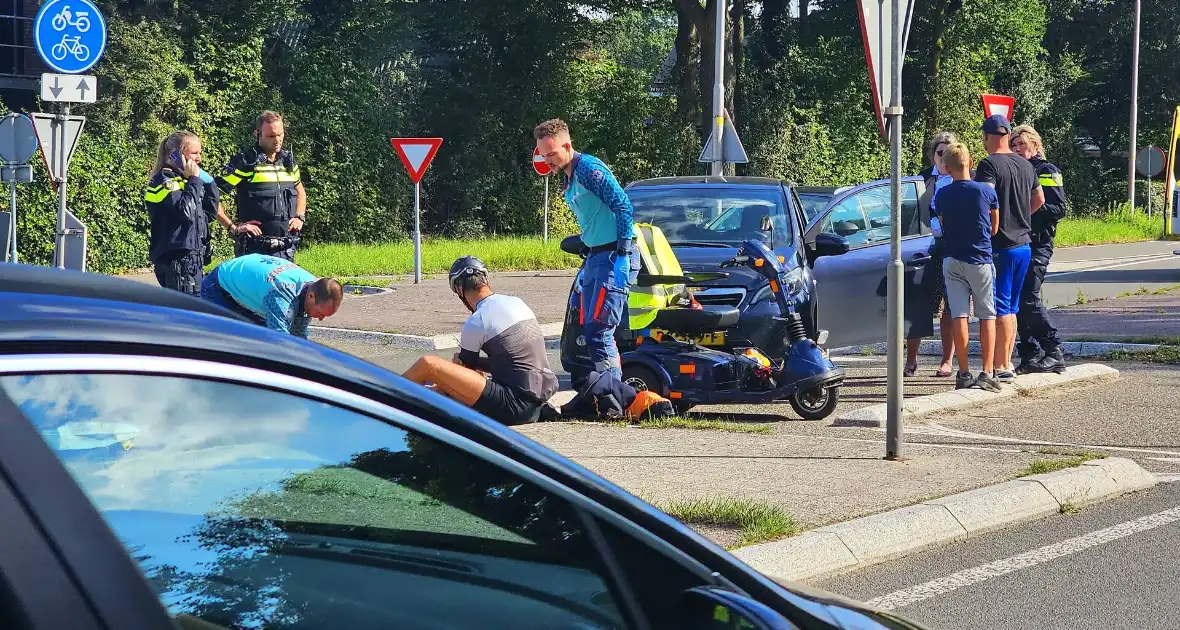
[
  {"x1": 55, "y1": 104, "x2": 69, "y2": 269},
  {"x1": 8, "y1": 180, "x2": 16, "y2": 263},
  {"x1": 885, "y1": 0, "x2": 904, "y2": 460},
  {"x1": 1128, "y1": 0, "x2": 1141, "y2": 212},
  {"x1": 413, "y1": 180, "x2": 421, "y2": 284},
  {"x1": 710, "y1": 0, "x2": 725, "y2": 176},
  {"x1": 543, "y1": 175, "x2": 549, "y2": 245}
]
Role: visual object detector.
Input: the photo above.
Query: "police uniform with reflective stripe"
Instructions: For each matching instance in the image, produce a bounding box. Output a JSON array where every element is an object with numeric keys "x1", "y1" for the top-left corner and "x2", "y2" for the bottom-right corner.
[
  {"x1": 216, "y1": 147, "x2": 302, "y2": 260},
  {"x1": 1017, "y1": 157, "x2": 1067, "y2": 360},
  {"x1": 145, "y1": 168, "x2": 206, "y2": 295}
]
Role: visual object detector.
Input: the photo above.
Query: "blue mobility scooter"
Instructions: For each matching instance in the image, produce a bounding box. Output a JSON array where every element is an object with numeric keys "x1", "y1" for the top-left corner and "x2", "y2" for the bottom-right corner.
[{"x1": 559, "y1": 231, "x2": 845, "y2": 420}]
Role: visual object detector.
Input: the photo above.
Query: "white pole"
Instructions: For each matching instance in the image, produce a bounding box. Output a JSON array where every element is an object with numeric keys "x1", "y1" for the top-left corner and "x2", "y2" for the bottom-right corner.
[
  {"x1": 543, "y1": 175, "x2": 550, "y2": 244},
  {"x1": 885, "y1": 0, "x2": 904, "y2": 460},
  {"x1": 413, "y1": 181, "x2": 421, "y2": 284},
  {"x1": 710, "y1": 0, "x2": 725, "y2": 176},
  {"x1": 1128, "y1": 0, "x2": 1141, "y2": 211}
]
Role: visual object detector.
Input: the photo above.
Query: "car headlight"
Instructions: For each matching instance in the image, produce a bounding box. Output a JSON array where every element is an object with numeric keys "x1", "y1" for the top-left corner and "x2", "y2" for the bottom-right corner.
[{"x1": 752, "y1": 267, "x2": 806, "y2": 304}]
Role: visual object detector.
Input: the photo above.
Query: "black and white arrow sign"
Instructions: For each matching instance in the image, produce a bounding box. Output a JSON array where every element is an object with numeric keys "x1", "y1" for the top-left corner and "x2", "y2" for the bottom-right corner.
[{"x1": 40, "y1": 73, "x2": 98, "y2": 104}]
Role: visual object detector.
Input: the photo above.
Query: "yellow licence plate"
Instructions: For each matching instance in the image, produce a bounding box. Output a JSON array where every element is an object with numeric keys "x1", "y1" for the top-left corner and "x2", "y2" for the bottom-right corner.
[{"x1": 653, "y1": 329, "x2": 726, "y2": 347}]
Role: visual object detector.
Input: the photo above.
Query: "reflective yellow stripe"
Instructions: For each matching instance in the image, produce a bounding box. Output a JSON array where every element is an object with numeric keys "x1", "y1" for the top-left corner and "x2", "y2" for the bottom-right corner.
[
  {"x1": 1038, "y1": 173, "x2": 1063, "y2": 187},
  {"x1": 144, "y1": 188, "x2": 170, "y2": 203},
  {"x1": 222, "y1": 172, "x2": 243, "y2": 186},
  {"x1": 144, "y1": 178, "x2": 185, "y2": 203}
]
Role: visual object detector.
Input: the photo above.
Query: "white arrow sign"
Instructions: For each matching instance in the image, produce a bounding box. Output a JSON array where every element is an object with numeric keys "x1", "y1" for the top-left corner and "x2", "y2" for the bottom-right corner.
[
  {"x1": 40, "y1": 73, "x2": 97, "y2": 104},
  {"x1": 30, "y1": 113, "x2": 86, "y2": 183}
]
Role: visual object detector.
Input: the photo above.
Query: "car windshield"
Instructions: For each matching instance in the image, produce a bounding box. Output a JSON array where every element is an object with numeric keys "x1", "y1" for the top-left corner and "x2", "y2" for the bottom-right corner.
[
  {"x1": 797, "y1": 192, "x2": 834, "y2": 223},
  {"x1": 627, "y1": 186, "x2": 792, "y2": 247}
]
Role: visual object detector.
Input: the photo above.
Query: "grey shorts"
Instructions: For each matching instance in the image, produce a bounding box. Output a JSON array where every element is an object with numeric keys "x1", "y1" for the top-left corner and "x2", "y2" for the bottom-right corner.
[{"x1": 943, "y1": 258, "x2": 996, "y2": 320}]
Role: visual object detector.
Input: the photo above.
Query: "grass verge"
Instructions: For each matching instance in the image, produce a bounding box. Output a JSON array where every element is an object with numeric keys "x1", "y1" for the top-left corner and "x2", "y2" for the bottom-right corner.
[
  {"x1": 602, "y1": 416, "x2": 771, "y2": 435},
  {"x1": 1056, "y1": 205, "x2": 1162, "y2": 247},
  {"x1": 1018, "y1": 450, "x2": 1105, "y2": 477},
  {"x1": 1070, "y1": 335, "x2": 1180, "y2": 346},
  {"x1": 660, "y1": 497, "x2": 802, "y2": 548},
  {"x1": 293, "y1": 236, "x2": 579, "y2": 277},
  {"x1": 1102, "y1": 345, "x2": 1180, "y2": 365}
]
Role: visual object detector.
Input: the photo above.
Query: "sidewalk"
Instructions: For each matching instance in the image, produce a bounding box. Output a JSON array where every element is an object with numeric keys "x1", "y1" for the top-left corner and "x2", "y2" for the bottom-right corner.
[{"x1": 518, "y1": 421, "x2": 1044, "y2": 543}]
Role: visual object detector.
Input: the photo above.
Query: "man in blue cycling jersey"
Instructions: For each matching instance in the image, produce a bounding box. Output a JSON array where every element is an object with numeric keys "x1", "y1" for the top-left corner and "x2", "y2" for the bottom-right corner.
[
  {"x1": 534, "y1": 118, "x2": 638, "y2": 379},
  {"x1": 201, "y1": 253, "x2": 343, "y2": 337}
]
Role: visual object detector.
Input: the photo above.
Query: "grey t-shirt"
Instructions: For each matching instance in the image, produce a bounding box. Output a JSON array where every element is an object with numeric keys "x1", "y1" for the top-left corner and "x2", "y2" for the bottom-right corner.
[{"x1": 459, "y1": 294, "x2": 559, "y2": 402}]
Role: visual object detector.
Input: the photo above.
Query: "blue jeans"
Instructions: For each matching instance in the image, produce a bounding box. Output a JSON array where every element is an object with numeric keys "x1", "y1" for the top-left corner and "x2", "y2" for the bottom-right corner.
[
  {"x1": 201, "y1": 267, "x2": 265, "y2": 325},
  {"x1": 581, "y1": 248, "x2": 640, "y2": 378}
]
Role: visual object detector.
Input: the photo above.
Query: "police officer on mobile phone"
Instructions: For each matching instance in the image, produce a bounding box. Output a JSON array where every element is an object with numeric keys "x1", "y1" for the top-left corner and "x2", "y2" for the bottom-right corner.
[
  {"x1": 145, "y1": 130, "x2": 208, "y2": 295},
  {"x1": 213, "y1": 110, "x2": 306, "y2": 261}
]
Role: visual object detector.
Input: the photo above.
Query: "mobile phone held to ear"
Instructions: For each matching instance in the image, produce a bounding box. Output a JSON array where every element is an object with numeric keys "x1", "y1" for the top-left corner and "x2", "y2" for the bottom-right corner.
[{"x1": 170, "y1": 151, "x2": 184, "y2": 171}]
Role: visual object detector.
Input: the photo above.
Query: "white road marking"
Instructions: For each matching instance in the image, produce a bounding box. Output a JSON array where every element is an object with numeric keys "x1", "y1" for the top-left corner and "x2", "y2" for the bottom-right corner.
[
  {"x1": 1047, "y1": 253, "x2": 1178, "y2": 279},
  {"x1": 1156, "y1": 473, "x2": 1180, "y2": 483},
  {"x1": 1147, "y1": 457, "x2": 1180, "y2": 463},
  {"x1": 908, "y1": 423, "x2": 1180, "y2": 458},
  {"x1": 864, "y1": 505, "x2": 1180, "y2": 611}
]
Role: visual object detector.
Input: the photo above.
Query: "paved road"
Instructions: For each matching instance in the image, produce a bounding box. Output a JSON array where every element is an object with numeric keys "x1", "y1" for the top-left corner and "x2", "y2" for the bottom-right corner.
[
  {"x1": 815, "y1": 479, "x2": 1180, "y2": 630},
  {"x1": 1042, "y1": 240, "x2": 1180, "y2": 308}
]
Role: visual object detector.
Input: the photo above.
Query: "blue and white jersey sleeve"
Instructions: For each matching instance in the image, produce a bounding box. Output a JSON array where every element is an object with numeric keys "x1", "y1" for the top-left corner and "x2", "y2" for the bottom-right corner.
[{"x1": 574, "y1": 156, "x2": 635, "y2": 244}]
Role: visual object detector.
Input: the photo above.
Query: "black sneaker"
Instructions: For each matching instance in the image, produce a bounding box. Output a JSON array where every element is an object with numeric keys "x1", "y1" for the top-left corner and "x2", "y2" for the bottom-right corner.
[
  {"x1": 973, "y1": 372, "x2": 1003, "y2": 393},
  {"x1": 1029, "y1": 348, "x2": 1067, "y2": 374},
  {"x1": 955, "y1": 371, "x2": 976, "y2": 390}
]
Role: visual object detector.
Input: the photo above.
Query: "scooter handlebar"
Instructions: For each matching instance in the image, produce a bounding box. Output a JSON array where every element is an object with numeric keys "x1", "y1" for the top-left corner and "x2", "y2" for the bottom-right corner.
[{"x1": 719, "y1": 255, "x2": 750, "y2": 269}]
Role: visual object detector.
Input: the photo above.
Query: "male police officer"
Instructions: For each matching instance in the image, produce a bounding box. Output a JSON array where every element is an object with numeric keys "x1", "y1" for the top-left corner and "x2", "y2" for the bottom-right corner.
[
  {"x1": 215, "y1": 110, "x2": 307, "y2": 261},
  {"x1": 534, "y1": 118, "x2": 638, "y2": 379}
]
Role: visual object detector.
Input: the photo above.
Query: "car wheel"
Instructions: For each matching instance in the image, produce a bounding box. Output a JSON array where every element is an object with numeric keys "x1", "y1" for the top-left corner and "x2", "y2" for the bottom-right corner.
[{"x1": 623, "y1": 365, "x2": 668, "y2": 398}]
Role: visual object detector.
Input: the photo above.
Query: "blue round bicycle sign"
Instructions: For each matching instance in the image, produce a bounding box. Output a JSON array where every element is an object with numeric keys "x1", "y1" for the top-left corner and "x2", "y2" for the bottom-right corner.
[{"x1": 34, "y1": 0, "x2": 107, "y2": 74}]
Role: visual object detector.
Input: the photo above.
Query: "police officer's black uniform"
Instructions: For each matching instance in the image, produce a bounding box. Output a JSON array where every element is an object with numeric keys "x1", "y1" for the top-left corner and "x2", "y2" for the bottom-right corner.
[
  {"x1": 146, "y1": 167, "x2": 206, "y2": 295},
  {"x1": 1017, "y1": 157, "x2": 1068, "y2": 372},
  {"x1": 216, "y1": 145, "x2": 303, "y2": 261}
]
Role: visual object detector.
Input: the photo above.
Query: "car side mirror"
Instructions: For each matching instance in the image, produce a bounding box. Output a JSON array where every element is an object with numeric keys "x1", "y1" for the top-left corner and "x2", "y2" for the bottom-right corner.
[
  {"x1": 759, "y1": 215, "x2": 774, "y2": 232},
  {"x1": 813, "y1": 232, "x2": 850, "y2": 258},
  {"x1": 832, "y1": 221, "x2": 860, "y2": 237},
  {"x1": 560, "y1": 234, "x2": 587, "y2": 257},
  {"x1": 680, "y1": 586, "x2": 796, "y2": 630}
]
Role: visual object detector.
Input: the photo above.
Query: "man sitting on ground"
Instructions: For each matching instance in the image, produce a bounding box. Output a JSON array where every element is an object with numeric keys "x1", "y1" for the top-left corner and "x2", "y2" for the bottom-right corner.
[
  {"x1": 404, "y1": 256, "x2": 559, "y2": 426},
  {"x1": 201, "y1": 253, "x2": 342, "y2": 337}
]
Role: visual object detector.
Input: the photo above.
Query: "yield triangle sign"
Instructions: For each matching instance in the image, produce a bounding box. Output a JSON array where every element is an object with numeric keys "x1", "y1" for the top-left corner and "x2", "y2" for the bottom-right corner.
[
  {"x1": 980, "y1": 94, "x2": 1016, "y2": 121},
  {"x1": 30, "y1": 112, "x2": 86, "y2": 183},
  {"x1": 391, "y1": 137, "x2": 443, "y2": 184}
]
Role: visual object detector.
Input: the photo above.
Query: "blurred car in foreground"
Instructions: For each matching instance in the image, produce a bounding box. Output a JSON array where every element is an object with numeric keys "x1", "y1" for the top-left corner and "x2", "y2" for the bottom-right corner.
[{"x1": 0, "y1": 263, "x2": 930, "y2": 629}]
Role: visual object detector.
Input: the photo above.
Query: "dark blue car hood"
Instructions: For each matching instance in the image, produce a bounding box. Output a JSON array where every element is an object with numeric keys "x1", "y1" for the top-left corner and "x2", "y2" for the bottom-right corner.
[{"x1": 672, "y1": 244, "x2": 788, "y2": 289}]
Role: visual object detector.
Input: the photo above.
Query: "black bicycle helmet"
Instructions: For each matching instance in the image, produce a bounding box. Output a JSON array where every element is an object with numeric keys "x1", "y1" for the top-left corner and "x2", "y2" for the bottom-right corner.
[{"x1": 448, "y1": 255, "x2": 489, "y2": 294}]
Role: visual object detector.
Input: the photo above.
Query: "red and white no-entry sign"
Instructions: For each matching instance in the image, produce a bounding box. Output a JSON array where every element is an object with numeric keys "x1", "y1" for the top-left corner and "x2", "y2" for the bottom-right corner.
[
  {"x1": 532, "y1": 147, "x2": 551, "y2": 176},
  {"x1": 981, "y1": 94, "x2": 1016, "y2": 121}
]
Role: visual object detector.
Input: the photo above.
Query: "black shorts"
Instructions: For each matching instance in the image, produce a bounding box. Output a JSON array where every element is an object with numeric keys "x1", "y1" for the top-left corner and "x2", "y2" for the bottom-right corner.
[{"x1": 473, "y1": 379, "x2": 541, "y2": 426}]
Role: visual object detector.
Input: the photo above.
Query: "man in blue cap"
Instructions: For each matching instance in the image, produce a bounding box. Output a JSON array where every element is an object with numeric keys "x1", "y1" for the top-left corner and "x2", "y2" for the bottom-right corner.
[{"x1": 974, "y1": 114, "x2": 1045, "y2": 382}]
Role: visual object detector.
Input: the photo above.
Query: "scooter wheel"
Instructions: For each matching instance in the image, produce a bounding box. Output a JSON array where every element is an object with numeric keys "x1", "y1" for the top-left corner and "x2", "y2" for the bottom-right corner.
[{"x1": 789, "y1": 385, "x2": 839, "y2": 421}]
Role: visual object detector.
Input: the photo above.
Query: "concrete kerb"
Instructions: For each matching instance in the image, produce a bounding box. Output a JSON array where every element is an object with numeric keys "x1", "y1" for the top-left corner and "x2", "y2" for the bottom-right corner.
[
  {"x1": 831, "y1": 363, "x2": 1121, "y2": 428},
  {"x1": 309, "y1": 321, "x2": 565, "y2": 350},
  {"x1": 731, "y1": 457, "x2": 1159, "y2": 584}
]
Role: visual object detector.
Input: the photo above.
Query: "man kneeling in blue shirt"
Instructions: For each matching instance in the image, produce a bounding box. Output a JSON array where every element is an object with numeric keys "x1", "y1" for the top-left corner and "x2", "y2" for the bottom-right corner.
[
  {"x1": 933, "y1": 142, "x2": 1002, "y2": 393},
  {"x1": 201, "y1": 253, "x2": 343, "y2": 337}
]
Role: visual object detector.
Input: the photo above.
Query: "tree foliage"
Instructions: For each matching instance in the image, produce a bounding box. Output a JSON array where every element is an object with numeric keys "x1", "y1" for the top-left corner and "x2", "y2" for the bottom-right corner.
[{"x1": 1, "y1": 0, "x2": 1175, "y2": 272}]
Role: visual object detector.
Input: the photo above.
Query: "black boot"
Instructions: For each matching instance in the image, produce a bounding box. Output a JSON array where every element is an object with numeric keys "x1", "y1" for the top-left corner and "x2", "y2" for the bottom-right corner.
[
  {"x1": 1029, "y1": 347, "x2": 1066, "y2": 374},
  {"x1": 1015, "y1": 343, "x2": 1040, "y2": 375}
]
